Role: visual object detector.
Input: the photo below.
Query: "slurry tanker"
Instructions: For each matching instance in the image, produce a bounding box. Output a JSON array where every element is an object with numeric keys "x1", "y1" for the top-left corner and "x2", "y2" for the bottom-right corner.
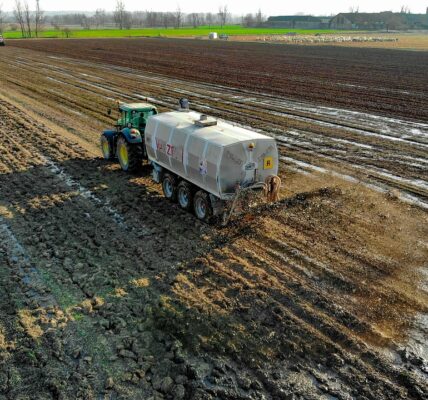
[{"x1": 101, "y1": 99, "x2": 280, "y2": 223}]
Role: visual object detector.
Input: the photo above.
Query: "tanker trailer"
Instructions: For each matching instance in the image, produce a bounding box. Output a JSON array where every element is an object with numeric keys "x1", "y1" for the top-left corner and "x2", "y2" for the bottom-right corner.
[
  {"x1": 145, "y1": 105, "x2": 280, "y2": 223},
  {"x1": 101, "y1": 99, "x2": 280, "y2": 224}
]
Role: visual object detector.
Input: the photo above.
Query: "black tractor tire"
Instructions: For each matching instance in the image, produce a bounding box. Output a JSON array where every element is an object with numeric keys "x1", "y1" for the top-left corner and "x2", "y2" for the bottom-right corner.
[
  {"x1": 193, "y1": 190, "x2": 213, "y2": 223},
  {"x1": 100, "y1": 135, "x2": 114, "y2": 160},
  {"x1": 116, "y1": 135, "x2": 142, "y2": 172},
  {"x1": 177, "y1": 181, "x2": 194, "y2": 211},
  {"x1": 162, "y1": 173, "x2": 178, "y2": 202}
]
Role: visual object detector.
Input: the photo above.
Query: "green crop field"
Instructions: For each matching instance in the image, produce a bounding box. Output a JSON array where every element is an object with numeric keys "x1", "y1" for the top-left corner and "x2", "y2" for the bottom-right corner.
[{"x1": 2, "y1": 25, "x2": 348, "y2": 39}]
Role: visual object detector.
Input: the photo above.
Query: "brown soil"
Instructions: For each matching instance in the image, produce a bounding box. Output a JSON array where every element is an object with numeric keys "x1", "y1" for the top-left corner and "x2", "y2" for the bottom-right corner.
[
  {"x1": 8, "y1": 37, "x2": 428, "y2": 122},
  {"x1": 0, "y1": 42, "x2": 427, "y2": 399}
]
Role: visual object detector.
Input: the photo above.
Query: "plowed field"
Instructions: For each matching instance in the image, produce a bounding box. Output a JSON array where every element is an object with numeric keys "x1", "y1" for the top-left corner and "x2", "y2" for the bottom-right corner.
[
  {"x1": 9, "y1": 37, "x2": 428, "y2": 122},
  {"x1": 0, "y1": 40, "x2": 427, "y2": 400}
]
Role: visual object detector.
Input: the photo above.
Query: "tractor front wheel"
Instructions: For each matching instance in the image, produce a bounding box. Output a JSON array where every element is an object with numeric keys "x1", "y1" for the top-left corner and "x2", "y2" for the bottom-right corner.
[
  {"x1": 117, "y1": 136, "x2": 142, "y2": 172},
  {"x1": 100, "y1": 135, "x2": 114, "y2": 160}
]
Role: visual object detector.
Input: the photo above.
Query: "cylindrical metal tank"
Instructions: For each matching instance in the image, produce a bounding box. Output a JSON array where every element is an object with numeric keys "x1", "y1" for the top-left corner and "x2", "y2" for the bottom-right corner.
[{"x1": 145, "y1": 111, "x2": 278, "y2": 200}]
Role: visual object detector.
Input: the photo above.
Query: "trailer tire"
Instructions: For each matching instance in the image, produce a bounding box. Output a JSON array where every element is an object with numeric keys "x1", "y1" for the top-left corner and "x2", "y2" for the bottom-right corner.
[
  {"x1": 177, "y1": 181, "x2": 194, "y2": 211},
  {"x1": 162, "y1": 173, "x2": 178, "y2": 202},
  {"x1": 193, "y1": 191, "x2": 213, "y2": 223},
  {"x1": 117, "y1": 135, "x2": 142, "y2": 172}
]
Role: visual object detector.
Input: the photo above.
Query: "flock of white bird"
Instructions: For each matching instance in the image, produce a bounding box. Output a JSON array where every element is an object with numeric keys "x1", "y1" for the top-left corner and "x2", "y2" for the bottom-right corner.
[{"x1": 257, "y1": 35, "x2": 399, "y2": 44}]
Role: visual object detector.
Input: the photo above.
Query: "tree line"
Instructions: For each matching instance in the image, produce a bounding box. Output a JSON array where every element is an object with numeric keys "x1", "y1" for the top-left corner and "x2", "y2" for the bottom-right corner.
[
  {"x1": 0, "y1": 0, "x2": 266, "y2": 36},
  {"x1": 0, "y1": 0, "x2": 44, "y2": 37}
]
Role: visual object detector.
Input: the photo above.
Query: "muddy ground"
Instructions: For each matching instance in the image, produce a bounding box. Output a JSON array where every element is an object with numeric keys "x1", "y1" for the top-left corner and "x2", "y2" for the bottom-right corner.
[
  {"x1": 0, "y1": 41, "x2": 427, "y2": 399},
  {"x1": 9, "y1": 37, "x2": 428, "y2": 122}
]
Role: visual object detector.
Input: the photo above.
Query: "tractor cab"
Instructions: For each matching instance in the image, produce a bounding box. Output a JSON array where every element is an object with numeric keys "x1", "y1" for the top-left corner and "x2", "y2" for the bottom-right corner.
[{"x1": 116, "y1": 103, "x2": 158, "y2": 132}]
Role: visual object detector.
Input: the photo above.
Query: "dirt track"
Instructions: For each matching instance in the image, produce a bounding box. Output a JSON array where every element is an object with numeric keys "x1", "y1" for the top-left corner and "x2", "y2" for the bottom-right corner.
[{"x1": 0, "y1": 41, "x2": 427, "y2": 399}]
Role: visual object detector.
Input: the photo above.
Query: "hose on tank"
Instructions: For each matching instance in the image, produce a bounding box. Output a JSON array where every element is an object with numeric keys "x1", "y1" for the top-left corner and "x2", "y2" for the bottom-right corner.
[{"x1": 264, "y1": 175, "x2": 281, "y2": 202}]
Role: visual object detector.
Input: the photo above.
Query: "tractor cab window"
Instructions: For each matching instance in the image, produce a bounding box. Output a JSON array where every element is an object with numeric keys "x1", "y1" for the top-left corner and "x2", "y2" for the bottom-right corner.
[
  {"x1": 121, "y1": 110, "x2": 128, "y2": 125},
  {"x1": 131, "y1": 111, "x2": 141, "y2": 126}
]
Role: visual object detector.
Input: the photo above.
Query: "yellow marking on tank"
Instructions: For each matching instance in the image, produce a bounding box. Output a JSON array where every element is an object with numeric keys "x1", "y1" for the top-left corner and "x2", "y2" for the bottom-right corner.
[{"x1": 264, "y1": 157, "x2": 273, "y2": 170}]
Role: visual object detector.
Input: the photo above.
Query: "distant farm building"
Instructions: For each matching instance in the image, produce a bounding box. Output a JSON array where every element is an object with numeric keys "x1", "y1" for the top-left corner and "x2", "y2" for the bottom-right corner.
[
  {"x1": 402, "y1": 13, "x2": 428, "y2": 29},
  {"x1": 329, "y1": 12, "x2": 428, "y2": 30},
  {"x1": 265, "y1": 11, "x2": 428, "y2": 31},
  {"x1": 265, "y1": 16, "x2": 325, "y2": 29}
]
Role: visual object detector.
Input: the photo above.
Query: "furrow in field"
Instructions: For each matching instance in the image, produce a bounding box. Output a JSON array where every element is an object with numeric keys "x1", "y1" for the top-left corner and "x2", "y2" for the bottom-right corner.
[{"x1": 0, "y1": 51, "x2": 427, "y2": 398}]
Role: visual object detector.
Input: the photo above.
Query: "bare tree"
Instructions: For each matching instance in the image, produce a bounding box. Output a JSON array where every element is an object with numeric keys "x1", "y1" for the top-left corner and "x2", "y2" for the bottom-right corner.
[
  {"x1": 145, "y1": 10, "x2": 158, "y2": 27},
  {"x1": 79, "y1": 14, "x2": 92, "y2": 29},
  {"x1": 114, "y1": 0, "x2": 126, "y2": 29},
  {"x1": 123, "y1": 11, "x2": 132, "y2": 29},
  {"x1": 198, "y1": 13, "x2": 205, "y2": 26},
  {"x1": 349, "y1": 6, "x2": 359, "y2": 13},
  {"x1": 218, "y1": 5, "x2": 229, "y2": 28},
  {"x1": 174, "y1": 6, "x2": 182, "y2": 28},
  {"x1": 206, "y1": 12, "x2": 215, "y2": 28},
  {"x1": 62, "y1": 27, "x2": 72, "y2": 38},
  {"x1": 23, "y1": 0, "x2": 32, "y2": 37},
  {"x1": 132, "y1": 11, "x2": 145, "y2": 27},
  {"x1": 14, "y1": 0, "x2": 26, "y2": 37},
  {"x1": 162, "y1": 12, "x2": 172, "y2": 29},
  {"x1": 400, "y1": 5, "x2": 410, "y2": 13},
  {"x1": 0, "y1": 3, "x2": 4, "y2": 34},
  {"x1": 255, "y1": 9, "x2": 264, "y2": 26},
  {"x1": 94, "y1": 9, "x2": 106, "y2": 28},
  {"x1": 188, "y1": 12, "x2": 202, "y2": 28},
  {"x1": 35, "y1": 0, "x2": 44, "y2": 37},
  {"x1": 243, "y1": 13, "x2": 255, "y2": 27}
]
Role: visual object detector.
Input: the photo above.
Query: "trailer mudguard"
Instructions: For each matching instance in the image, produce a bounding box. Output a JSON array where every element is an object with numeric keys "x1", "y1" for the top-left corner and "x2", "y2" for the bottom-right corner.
[{"x1": 121, "y1": 128, "x2": 143, "y2": 144}]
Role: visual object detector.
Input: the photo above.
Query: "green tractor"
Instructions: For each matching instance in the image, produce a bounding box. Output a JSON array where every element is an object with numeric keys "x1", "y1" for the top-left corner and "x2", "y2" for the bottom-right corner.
[{"x1": 101, "y1": 102, "x2": 158, "y2": 171}]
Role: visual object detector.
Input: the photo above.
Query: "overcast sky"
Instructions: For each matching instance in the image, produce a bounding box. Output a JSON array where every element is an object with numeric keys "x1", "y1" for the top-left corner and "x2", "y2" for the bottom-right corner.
[{"x1": 1, "y1": 0, "x2": 427, "y2": 14}]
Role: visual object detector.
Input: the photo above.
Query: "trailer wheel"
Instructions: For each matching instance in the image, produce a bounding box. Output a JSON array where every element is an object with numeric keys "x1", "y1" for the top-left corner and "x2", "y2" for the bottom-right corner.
[
  {"x1": 162, "y1": 173, "x2": 178, "y2": 202},
  {"x1": 100, "y1": 135, "x2": 114, "y2": 160},
  {"x1": 193, "y1": 191, "x2": 213, "y2": 223},
  {"x1": 117, "y1": 136, "x2": 142, "y2": 172},
  {"x1": 177, "y1": 181, "x2": 194, "y2": 211}
]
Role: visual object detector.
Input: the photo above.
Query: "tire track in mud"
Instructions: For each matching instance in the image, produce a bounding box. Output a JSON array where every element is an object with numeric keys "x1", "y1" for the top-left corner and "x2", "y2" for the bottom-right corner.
[
  {"x1": 9, "y1": 38, "x2": 428, "y2": 121},
  {"x1": 179, "y1": 227, "x2": 427, "y2": 399},
  {"x1": 0, "y1": 101, "x2": 180, "y2": 397},
  {"x1": 5, "y1": 54, "x2": 427, "y2": 150},
  {"x1": 1, "y1": 48, "x2": 427, "y2": 208},
  {"x1": 0, "y1": 232, "x2": 51, "y2": 399},
  {"x1": 0, "y1": 99, "x2": 278, "y2": 398},
  {"x1": 0, "y1": 52, "x2": 427, "y2": 399}
]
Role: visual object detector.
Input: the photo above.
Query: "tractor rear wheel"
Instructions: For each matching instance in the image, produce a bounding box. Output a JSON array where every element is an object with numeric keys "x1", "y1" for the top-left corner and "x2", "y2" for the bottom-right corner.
[
  {"x1": 193, "y1": 191, "x2": 213, "y2": 223},
  {"x1": 117, "y1": 136, "x2": 142, "y2": 172},
  {"x1": 100, "y1": 135, "x2": 114, "y2": 160},
  {"x1": 177, "y1": 181, "x2": 194, "y2": 211},
  {"x1": 162, "y1": 173, "x2": 178, "y2": 202}
]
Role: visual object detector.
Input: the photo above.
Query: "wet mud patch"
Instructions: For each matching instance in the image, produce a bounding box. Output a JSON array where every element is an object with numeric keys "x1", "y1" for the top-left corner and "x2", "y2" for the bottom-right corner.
[{"x1": 0, "y1": 55, "x2": 427, "y2": 399}]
